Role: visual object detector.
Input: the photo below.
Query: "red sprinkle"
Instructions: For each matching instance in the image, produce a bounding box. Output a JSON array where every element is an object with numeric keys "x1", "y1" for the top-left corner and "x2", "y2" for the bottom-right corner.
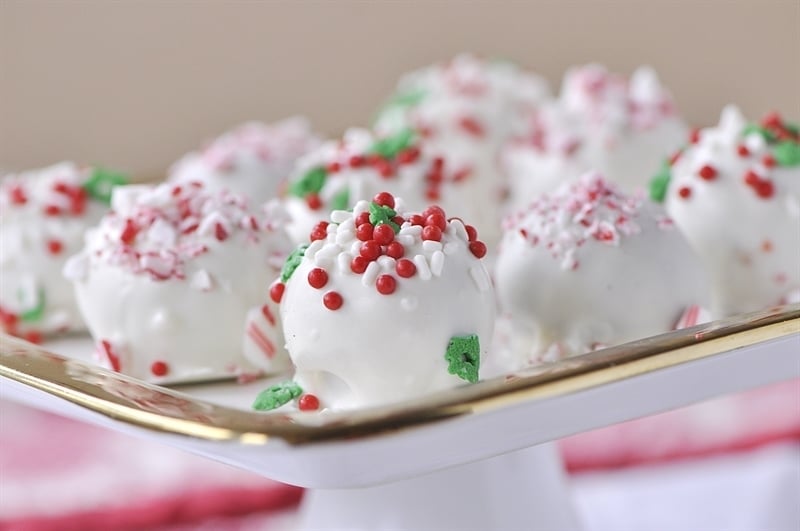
[
  {"x1": 360, "y1": 240, "x2": 381, "y2": 261},
  {"x1": 409, "y1": 214, "x2": 425, "y2": 226},
  {"x1": 298, "y1": 394, "x2": 320, "y2": 411},
  {"x1": 326, "y1": 162, "x2": 341, "y2": 173},
  {"x1": 323, "y1": 291, "x2": 343, "y2": 310},
  {"x1": 375, "y1": 160, "x2": 394, "y2": 178},
  {"x1": 396, "y1": 147, "x2": 420, "y2": 165},
  {"x1": 737, "y1": 145, "x2": 750, "y2": 157},
  {"x1": 465, "y1": 225, "x2": 478, "y2": 242},
  {"x1": 469, "y1": 241, "x2": 487, "y2": 258},
  {"x1": 385, "y1": 241, "x2": 405, "y2": 259},
  {"x1": 744, "y1": 170, "x2": 761, "y2": 186},
  {"x1": 46, "y1": 239, "x2": 64, "y2": 255},
  {"x1": 307, "y1": 268, "x2": 328, "y2": 289},
  {"x1": 100, "y1": 340, "x2": 121, "y2": 372},
  {"x1": 396, "y1": 259, "x2": 416, "y2": 278},
  {"x1": 372, "y1": 224, "x2": 395, "y2": 245},
  {"x1": 376, "y1": 274, "x2": 396, "y2": 295},
  {"x1": 698, "y1": 165, "x2": 717, "y2": 181},
  {"x1": 425, "y1": 187, "x2": 441, "y2": 201},
  {"x1": 754, "y1": 180, "x2": 775, "y2": 199},
  {"x1": 689, "y1": 128, "x2": 701, "y2": 144},
  {"x1": 24, "y1": 331, "x2": 43, "y2": 345},
  {"x1": 350, "y1": 255, "x2": 368, "y2": 274},
  {"x1": 762, "y1": 154, "x2": 776, "y2": 168},
  {"x1": 310, "y1": 221, "x2": 329, "y2": 242},
  {"x1": 150, "y1": 361, "x2": 169, "y2": 377},
  {"x1": 422, "y1": 225, "x2": 442, "y2": 242},
  {"x1": 373, "y1": 192, "x2": 395, "y2": 209},
  {"x1": 43, "y1": 205, "x2": 61, "y2": 216},
  {"x1": 9, "y1": 185, "x2": 27, "y2": 205},
  {"x1": 306, "y1": 193, "x2": 322, "y2": 210},
  {"x1": 349, "y1": 155, "x2": 365, "y2": 168},
  {"x1": 458, "y1": 116, "x2": 485, "y2": 137},
  {"x1": 423, "y1": 205, "x2": 446, "y2": 219},
  {"x1": 355, "y1": 212, "x2": 371, "y2": 226},
  {"x1": 269, "y1": 282, "x2": 285, "y2": 304},
  {"x1": 214, "y1": 223, "x2": 229, "y2": 242},
  {"x1": 669, "y1": 150, "x2": 682, "y2": 166},
  {"x1": 120, "y1": 219, "x2": 139, "y2": 245},
  {"x1": 678, "y1": 186, "x2": 692, "y2": 199},
  {"x1": 356, "y1": 223, "x2": 374, "y2": 242},
  {"x1": 425, "y1": 213, "x2": 447, "y2": 231}
]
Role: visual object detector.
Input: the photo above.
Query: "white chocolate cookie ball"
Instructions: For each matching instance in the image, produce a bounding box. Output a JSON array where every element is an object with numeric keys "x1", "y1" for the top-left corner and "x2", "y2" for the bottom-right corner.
[
  {"x1": 0, "y1": 162, "x2": 127, "y2": 340},
  {"x1": 66, "y1": 182, "x2": 292, "y2": 383},
  {"x1": 256, "y1": 192, "x2": 495, "y2": 412},
  {"x1": 495, "y1": 173, "x2": 708, "y2": 368},
  {"x1": 658, "y1": 106, "x2": 800, "y2": 317},
  {"x1": 504, "y1": 65, "x2": 686, "y2": 208},
  {"x1": 169, "y1": 117, "x2": 321, "y2": 205}
]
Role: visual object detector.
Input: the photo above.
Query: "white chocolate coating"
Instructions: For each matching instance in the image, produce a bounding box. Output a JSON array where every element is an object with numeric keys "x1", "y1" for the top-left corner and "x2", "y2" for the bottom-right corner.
[
  {"x1": 503, "y1": 65, "x2": 686, "y2": 209},
  {"x1": 169, "y1": 117, "x2": 321, "y2": 206},
  {"x1": 276, "y1": 196, "x2": 495, "y2": 411},
  {"x1": 495, "y1": 173, "x2": 708, "y2": 369},
  {"x1": 663, "y1": 106, "x2": 800, "y2": 317},
  {"x1": 66, "y1": 183, "x2": 292, "y2": 383},
  {"x1": 0, "y1": 162, "x2": 113, "y2": 337}
]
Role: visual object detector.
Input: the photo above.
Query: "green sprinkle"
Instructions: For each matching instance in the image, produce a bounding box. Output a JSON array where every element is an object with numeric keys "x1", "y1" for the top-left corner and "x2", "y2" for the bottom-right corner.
[
  {"x1": 82, "y1": 168, "x2": 129, "y2": 205},
  {"x1": 743, "y1": 124, "x2": 777, "y2": 144},
  {"x1": 252, "y1": 381, "x2": 303, "y2": 411},
  {"x1": 773, "y1": 140, "x2": 800, "y2": 167},
  {"x1": 369, "y1": 128, "x2": 415, "y2": 160},
  {"x1": 368, "y1": 201, "x2": 400, "y2": 233},
  {"x1": 330, "y1": 188, "x2": 350, "y2": 211},
  {"x1": 784, "y1": 122, "x2": 800, "y2": 137},
  {"x1": 280, "y1": 245, "x2": 308, "y2": 282},
  {"x1": 19, "y1": 289, "x2": 46, "y2": 322},
  {"x1": 384, "y1": 88, "x2": 427, "y2": 110},
  {"x1": 649, "y1": 161, "x2": 672, "y2": 203},
  {"x1": 445, "y1": 334, "x2": 480, "y2": 384},
  {"x1": 288, "y1": 166, "x2": 327, "y2": 199}
]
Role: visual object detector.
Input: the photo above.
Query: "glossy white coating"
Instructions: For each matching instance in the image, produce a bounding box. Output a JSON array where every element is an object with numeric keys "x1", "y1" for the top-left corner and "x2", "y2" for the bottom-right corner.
[
  {"x1": 495, "y1": 173, "x2": 708, "y2": 368},
  {"x1": 66, "y1": 183, "x2": 292, "y2": 383}
]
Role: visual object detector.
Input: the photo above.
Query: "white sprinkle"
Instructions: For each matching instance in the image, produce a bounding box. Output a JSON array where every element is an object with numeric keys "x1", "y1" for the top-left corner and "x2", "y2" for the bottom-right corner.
[
  {"x1": 330, "y1": 210, "x2": 351, "y2": 223},
  {"x1": 399, "y1": 225, "x2": 423, "y2": 237},
  {"x1": 413, "y1": 254, "x2": 431, "y2": 280},
  {"x1": 443, "y1": 242, "x2": 461, "y2": 255},
  {"x1": 147, "y1": 218, "x2": 178, "y2": 247},
  {"x1": 350, "y1": 240, "x2": 362, "y2": 256},
  {"x1": 338, "y1": 217, "x2": 355, "y2": 232},
  {"x1": 362, "y1": 261, "x2": 380, "y2": 286},
  {"x1": 397, "y1": 235, "x2": 415, "y2": 247},
  {"x1": 450, "y1": 219, "x2": 468, "y2": 241},
  {"x1": 423, "y1": 240, "x2": 443, "y2": 253},
  {"x1": 314, "y1": 243, "x2": 339, "y2": 266},
  {"x1": 400, "y1": 296, "x2": 419, "y2": 312},
  {"x1": 430, "y1": 250, "x2": 445, "y2": 276},
  {"x1": 337, "y1": 251, "x2": 351, "y2": 273},
  {"x1": 352, "y1": 200, "x2": 370, "y2": 216},
  {"x1": 336, "y1": 229, "x2": 355, "y2": 246},
  {"x1": 305, "y1": 239, "x2": 324, "y2": 259},
  {"x1": 377, "y1": 255, "x2": 395, "y2": 271},
  {"x1": 470, "y1": 266, "x2": 490, "y2": 292},
  {"x1": 190, "y1": 269, "x2": 213, "y2": 291}
]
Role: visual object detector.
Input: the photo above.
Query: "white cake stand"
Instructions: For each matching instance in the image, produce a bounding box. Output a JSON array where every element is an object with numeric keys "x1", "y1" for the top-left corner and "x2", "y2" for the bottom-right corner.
[{"x1": 1, "y1": 306, "x2": 798, "y2": 530}]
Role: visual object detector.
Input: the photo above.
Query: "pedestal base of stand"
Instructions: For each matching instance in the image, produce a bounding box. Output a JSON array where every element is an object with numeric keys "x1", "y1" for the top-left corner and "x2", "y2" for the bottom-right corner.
[{"x1": 299, "y1": 442, "x2": 580, "y2": 530}]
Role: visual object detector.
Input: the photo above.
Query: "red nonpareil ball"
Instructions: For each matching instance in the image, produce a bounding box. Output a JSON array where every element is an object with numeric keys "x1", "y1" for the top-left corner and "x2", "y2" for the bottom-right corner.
[
  {"x1": 396, "y1": 258, "x2": 416, "y2": 278},
  {"x1": 310, "y1": 221, "x2": 329, "y2": 242},
  {"x1": 356, "y1": 223, "x2": 374, "y2": 242},
  {"x1": 350, "y1": 255, "x2": 368, "y2": 274},
  {"x1": 373, "y1": 192, "x2": 395, "y2": 209},
  {"x1": 298, "y1": 394, "x2": 320, "y2": 411},
  {"x1": 307, "y1": 268, "x2": 328, "y2": 289},
  {"x1": 360, "y1": 240, "x2": 381, "y2": 261},
  {"x1": 323, "y1": 291, "x2": 343, "y2": 310},
  {"x1": 150, "y1": 361, "x2": 169, "y2": 377},
  {"x1": 269, "y1": 282, "x2": 285, "y2": 303},
  {"x1": 372, "y1": 224, "x2": 395, "y2": 245},
  {"x1": 422, "y1": 225, "x2": 442, "y2": 242},
  {"x1": 376, "y1": 274, "x2": 397, "y2": 295},
  {"x1": 385, "y1": 241, "x2": 405, "y2": 259},
  {"x1": 469, "y1": 241, "x2": 487, "y2": 259}
]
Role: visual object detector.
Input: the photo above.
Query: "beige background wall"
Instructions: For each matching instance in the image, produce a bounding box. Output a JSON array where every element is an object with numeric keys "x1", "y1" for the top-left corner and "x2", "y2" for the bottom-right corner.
[{"x1": 1, "y1": 0, "x2": 798, "y2": 180}]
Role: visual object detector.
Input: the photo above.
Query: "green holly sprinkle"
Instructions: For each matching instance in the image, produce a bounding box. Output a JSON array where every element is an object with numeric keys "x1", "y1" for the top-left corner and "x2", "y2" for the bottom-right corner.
[
  {"x1": 369, "y1": 128, "x2": 415, "y2": 160},
  {"x1": 368, "y1": 201, "x2": 400, "y2": 233},
  {"x1": 649, "y1": 161, "x2": 672, "y2": 203},
  {"x1": 330, "y1": 188, "x2": 350, "y2": 211},
  {"x1": 280, "y1": 245, "x2": 308, "y2": 282},
  {"x1": 288, "y1": 166, "x2": 327, "y2": 199},
  {"x1": 379, "y1": 88, "x2": 427, "y2": 116},
  {"x1": 445, "y1": 334, "x2": 480, "y2": 384},
  {"x1": 252, "y1": 381, "x2": 303, "y2": 411},
  {"x1": 773, "y1": 140, "x2": 800, "y2": 167},
  {"x1": 82, "y1": 168, "x2": 129, "y2": 205},
  {"x1": 742, "y1": 124, "x2": 776, "y2": 143},
  {"x1": 19, "y1": 289, "x2": 46, "y2": 322}
]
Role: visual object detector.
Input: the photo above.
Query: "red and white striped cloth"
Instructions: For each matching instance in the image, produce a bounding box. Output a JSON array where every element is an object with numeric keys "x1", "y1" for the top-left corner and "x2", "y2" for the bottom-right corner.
[{"x1": 1, "y1": 379, "x2": 798, "y2": 530}]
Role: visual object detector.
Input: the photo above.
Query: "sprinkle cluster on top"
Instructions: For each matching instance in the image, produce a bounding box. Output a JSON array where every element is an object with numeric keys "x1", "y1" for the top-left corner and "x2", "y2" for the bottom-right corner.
[
  {"x1": 270, "y1": 191, "x2": 489, "y2": 310},
  {"x1": 504, "y1": 173, "x2": 654, "y2": 271},
  {"x1": 288, "y1": 128, "x2": 473, "y2": 211},
  {"x1": 173, "y1": 118, "x2": 319, "y2": 176},
  {"x1": 65, "y1": 182, "x2": 280, "y2": 283},
  {"x1": 650, "y1": 109, "x2": 800, "y2": 203},
  {"x1": 0, "y1": 163, "x2": 128, "y2": 215}
]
